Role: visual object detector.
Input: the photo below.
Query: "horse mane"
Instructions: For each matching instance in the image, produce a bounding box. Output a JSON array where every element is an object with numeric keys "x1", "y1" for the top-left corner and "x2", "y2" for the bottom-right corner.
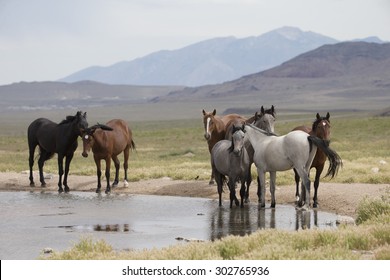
[
  {"x1": 246, "y1": 123, "x2": 277, "y2": 136},
  {"x1": 58, "y1": 111, "x2": 83, "y2": 126},
  {"x1": 228, "y1": 125, "x2": 245, "y2": 153},
  {"x1": 58, "y1": 115, "x2": 76, "y2": 125}
]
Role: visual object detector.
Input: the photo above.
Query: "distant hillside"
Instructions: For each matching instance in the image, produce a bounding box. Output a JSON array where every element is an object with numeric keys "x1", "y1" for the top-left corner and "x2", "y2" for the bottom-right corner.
[
  {"x1": 60, "y1": 26, "x2": 338, "y2": 86},
  {"x1": 154, "y1": 42, "x2": 390, "y2": 111},
  {"x1": 0, "y1": 81, "x2": 182, "y2": 112},
  {"x1": 259, "y1": 41, "x2": 390, "y2": 78}
]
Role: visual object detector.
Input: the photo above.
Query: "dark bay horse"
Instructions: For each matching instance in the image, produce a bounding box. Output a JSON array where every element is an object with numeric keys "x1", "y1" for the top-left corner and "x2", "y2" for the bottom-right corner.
[
  {"x1": 81, "y1": 119, "x2": 136, "y2": 194},
  {"x1": 244, "y1": 124, "x2": 342, "y2": 209},
  {"x1": 28, "y1": 111, "x2": 88, "y2": 193},
  {"x1": 211, "y1": 124, "x2": 250, "y2": 208},
  {"x1": 292, "y1": 112, "x2": 332, "y2": 207}
]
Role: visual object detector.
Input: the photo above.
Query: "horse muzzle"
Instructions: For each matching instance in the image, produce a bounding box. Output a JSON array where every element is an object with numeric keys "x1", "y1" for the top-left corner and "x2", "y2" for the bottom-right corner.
[
  {"x1": 82, "y1": 152, "x2": 88, "y2": 158},
  {"x1": 204, "y1": 133, "x2": 210, "y2": 140}
]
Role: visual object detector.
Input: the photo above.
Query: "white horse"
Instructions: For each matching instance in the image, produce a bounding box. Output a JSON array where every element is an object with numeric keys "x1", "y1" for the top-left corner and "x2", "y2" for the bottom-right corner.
[{"x1": 244, "y1": 124, "x2": 342, "y2": 209}]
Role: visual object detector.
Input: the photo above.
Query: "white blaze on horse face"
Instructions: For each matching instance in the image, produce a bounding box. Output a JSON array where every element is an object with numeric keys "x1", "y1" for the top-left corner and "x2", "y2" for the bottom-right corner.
[
  {"x1": 322, "y1": 121, "x2": 326, "y2": 126},
  {"x1": 205, "y1": 117, "x2": 212, "y2": 139}
]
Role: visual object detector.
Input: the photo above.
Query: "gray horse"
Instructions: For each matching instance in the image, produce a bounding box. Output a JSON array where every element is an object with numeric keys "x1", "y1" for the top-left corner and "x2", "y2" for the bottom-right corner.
[
  {"x1": 244, "y1": 124, "x2": 342, "y2": 209},
  {"x1": 211, "y1": 124, "x2": 250, "y2": 208},
  {"x1": 224, "y1": 105, "x2": 276, "y2": 203}
]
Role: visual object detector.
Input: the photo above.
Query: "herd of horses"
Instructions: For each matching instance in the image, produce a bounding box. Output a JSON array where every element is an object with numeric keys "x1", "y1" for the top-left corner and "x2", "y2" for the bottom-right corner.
[{"x1": 27, "y1": 106, "x2": 342, "y2": 209}]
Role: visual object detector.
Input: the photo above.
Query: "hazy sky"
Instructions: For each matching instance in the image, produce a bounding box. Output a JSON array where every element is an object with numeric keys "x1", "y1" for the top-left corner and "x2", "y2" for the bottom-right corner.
[{"x1": 0, "y1": 0, "x2": 389, "y2": 85}]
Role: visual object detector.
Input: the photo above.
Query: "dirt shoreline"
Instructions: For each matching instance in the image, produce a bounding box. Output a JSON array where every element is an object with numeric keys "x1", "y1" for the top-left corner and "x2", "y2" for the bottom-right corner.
[{"x1": 1, "y1": 172, "x2": 388, "y2": 219}]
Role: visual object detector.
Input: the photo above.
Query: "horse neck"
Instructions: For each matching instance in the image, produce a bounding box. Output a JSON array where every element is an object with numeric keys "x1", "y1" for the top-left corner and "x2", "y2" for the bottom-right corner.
[
  {"x1": 91, "y1": 130, "x2": 110, "y2": 152},
  {"x1": 59, "y1": 121, "x2": 80, "y2": 143}
]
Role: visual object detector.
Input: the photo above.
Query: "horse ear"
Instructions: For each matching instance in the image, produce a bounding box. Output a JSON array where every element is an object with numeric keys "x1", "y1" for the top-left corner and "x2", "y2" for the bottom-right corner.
[
  {"x1": 212, "y1": 109, "x2": 216, "y2": 116},
  {"x1": 202, "y1": 109, "x2": 206, "y2": 116},
  {"x1": 316, "y1": 113, "x2": 321, "y2": 120},
  {"x1": 326, "y1": 112, "x2": 330, "y2": 120},
  {"x1": 261, "y1": 106, "x2": 265, "y2": 114},
  {"x1": 271, "y1": 105, "x2": 275, "y2": 114},
  {"x1": 83, "y1": 112, "x2": 87, "y2": 118}
]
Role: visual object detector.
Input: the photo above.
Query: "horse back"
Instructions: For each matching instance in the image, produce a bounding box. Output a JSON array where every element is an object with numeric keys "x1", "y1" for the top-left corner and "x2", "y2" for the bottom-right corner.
[
  {"x1": 105, "y1": 119, "x2": 133, "y2": 153},
  {"x1": 28, "y1": 118, "x2": 58, "y2": 152}
]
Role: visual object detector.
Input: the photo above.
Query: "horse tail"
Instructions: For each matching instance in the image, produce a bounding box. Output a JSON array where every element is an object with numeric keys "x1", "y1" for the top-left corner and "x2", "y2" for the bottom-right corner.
[
  {"x1": 308, "y1": 136, "x2": 343, "y2": 179},
  {"x1": 130, "y1": 139, "x2": 136, "y2": 151}
]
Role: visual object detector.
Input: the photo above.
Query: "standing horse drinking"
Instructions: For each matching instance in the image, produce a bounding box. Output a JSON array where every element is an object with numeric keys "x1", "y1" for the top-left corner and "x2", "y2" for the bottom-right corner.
[
  {"x1": 244, "y1": 124, "x2": 342, "y2": 208},
  {"x1": 28, "y1": 111, "x2": 88, "y2": 193},
  {"x1": 211, "y1": 124, "x2": 250, "y2": 208},
  {"x1": 292, "y1": 112, "x2": 331, "y2": 207},
  {"x1": 81, "y1": 119, "x2": 136, "y2": 194}
]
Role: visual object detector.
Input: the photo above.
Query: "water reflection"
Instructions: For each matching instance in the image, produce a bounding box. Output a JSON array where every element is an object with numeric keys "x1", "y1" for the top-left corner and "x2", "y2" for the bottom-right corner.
[{"x1": 209, "y1": 205, "x2": 335, "y2": 241}]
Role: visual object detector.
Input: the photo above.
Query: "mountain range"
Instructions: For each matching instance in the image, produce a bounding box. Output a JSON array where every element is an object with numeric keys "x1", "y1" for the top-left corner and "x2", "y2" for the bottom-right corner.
[
  {"x1": 2, "y1": 40, "x2": 389, "y2": 119},
  {"x1": 60, "y1": 26, "x2": 385, "y2": 87},
  {"x1": 60, "y1": 26, "x2": 343, "y2": 86},
  {"x1": 154, "y1": 41, "x2": 390, "y2": 112}
]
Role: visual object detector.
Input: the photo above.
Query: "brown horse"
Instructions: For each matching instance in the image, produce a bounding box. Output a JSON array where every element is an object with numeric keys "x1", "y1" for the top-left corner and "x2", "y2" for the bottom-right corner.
[
  {"x1": 202, "y1": 109, "x2": 245, "y2": 184},
  {"x1": 81, "y1": 119, "x2": 136, "y2": 194},
  {"x1": 292, "y1": 112, "x2": 331, "y2": 207}
]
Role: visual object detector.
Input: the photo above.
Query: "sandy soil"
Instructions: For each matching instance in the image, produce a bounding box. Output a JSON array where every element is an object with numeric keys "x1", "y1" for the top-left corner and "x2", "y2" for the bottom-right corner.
[{"x1": 1, "y1": 171, "x2": 388, "y2": 219}]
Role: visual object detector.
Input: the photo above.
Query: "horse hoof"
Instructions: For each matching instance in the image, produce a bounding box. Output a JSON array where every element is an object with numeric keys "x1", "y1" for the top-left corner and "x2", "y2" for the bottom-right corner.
[
  {"x1": 271, "y1": 203, "x2": 276, "y2": 208},
  {"x1": 30, "y1": 183, "x2": 35, "y2": 187},
  {"x1": 124, "y1": 180, "x2": 129, "y2": 187},
  {"x1": 209, "y1": 180, "x2": 215, "y2": 185},
  {"x1": 96, "y1": 189, "x2": 101, "y2": 194},
  {"x1": 58, "y1": 188, "x2": 63, "y2": 193},
  {"x1": 64, "y1": 188, "x2": 70, "y2": 193}
]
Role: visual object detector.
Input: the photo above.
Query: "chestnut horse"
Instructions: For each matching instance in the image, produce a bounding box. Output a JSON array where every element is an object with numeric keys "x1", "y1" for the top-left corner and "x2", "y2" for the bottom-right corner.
[
  {"x1": 81, "y1": 119, "x2": 136, "y2": 194},
  {"x1": 292, "y1": 112, "x2": 331, "y2": 207},
  {"x1": 27, "y1": 111, "x2": 88, "y2": 193}
]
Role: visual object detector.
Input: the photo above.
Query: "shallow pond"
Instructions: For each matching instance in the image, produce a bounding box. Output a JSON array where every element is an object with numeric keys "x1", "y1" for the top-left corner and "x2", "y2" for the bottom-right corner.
[{"x1": 0, "y1": 191, "x2": 338, "y2": 259}]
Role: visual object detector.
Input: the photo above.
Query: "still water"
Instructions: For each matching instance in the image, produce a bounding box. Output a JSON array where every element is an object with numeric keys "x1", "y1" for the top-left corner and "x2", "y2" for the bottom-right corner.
[{"x1": 0, "y1": 191, "x2": 338, "y2": 259}]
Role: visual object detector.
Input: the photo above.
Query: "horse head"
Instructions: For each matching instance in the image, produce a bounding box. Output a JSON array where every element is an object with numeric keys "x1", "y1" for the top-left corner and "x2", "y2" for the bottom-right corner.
[
  {"x1": 202, "y1": 109, "x2": 217, "y2": 141},
  {"x1": 75, "y1": 111, "x2": 89, "y2": 136},
  {"x1": 229, "y1": 124, "x2": 246, "y2": 155},
  {"x1": 312, "y1": 112, "x2": 331, "y2": 140},
  {"x1": 81, "y1": 123, "x2": 113, "y2": 158},
  {"x1": 253, "y1": 105, "x2": 276, "y2": 133}
]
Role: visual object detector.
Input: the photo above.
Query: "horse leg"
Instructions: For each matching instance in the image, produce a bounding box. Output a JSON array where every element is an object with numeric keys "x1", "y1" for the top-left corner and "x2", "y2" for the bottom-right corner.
[
  {"x1": 313, "y1": 165, "x2": 324, "y2": 208},
  {"x1": 28, "y1": 144, "x2": 37, "y2": 186},
  {"x1": 105, "y1": 158, "x2": 111, "y2": 194},
  {"x1": 239, "y1": 180, "x2": 246, "y2": 208},
  {"x1": 123, "y1": 146, "x2": 130, "y2": 186},
  {"x1": 57, "y1": 154, "x2": 65, "y2": 193},
  {"x1": 111, "y1": 155, "x2": 120, "y2": 188},
  {"x1": 214, "y1": 171, "x2": 223, "y2": 207},
  {"x1": 37, "y1": 149, "x2": 51, "y2": 187},
  {"x1": 245, "y1": 167, "x2": 252, "y2": 203},
  {"x1": 269, "y1": 171, "x2": 276, "y2": 208},
  {"x1": 209, "y1": 157, "x2": 215, "y2": 185},
  {"x1": 293, "y1": 168, "x2": 300, "y2": 203},
  {"x1": 63, "y1": 153, "x2": 74, "y2": 193},
  {"x1": 94, "y1": 158, "x2": 102, "y2": 193},
  {"x1": 228, "y1": 179, "x2": 238, "y2": 208},
  {"x1": 257, "y1": 169, "x2": 266, "y2": 208},
  {"x1": 296, "y1": 169, "x2": 311, "y2": 209}
]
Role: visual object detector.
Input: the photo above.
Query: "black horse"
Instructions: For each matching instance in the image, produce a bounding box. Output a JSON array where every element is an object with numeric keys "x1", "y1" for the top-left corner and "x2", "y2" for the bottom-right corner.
[{"x1": 28, "y1": 111, "x2": 88, "y2": 193}]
